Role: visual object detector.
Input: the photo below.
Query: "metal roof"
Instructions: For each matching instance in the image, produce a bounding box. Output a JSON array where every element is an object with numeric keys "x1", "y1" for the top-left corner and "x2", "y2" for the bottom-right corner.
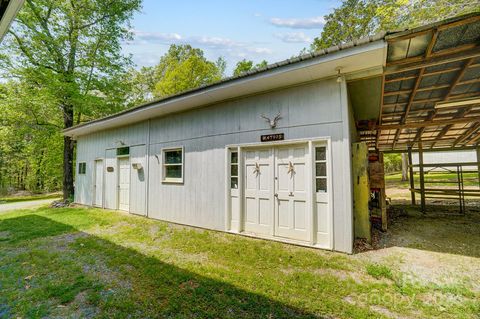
[
  {"x1": 358, "y1": 12, "x2": 480, "y2": 151},
  {"x1": 65, "y1": 11, "x2": 480, "y2": 150},
  {"x1": 64, "y1": 32, "x2": 386, "y2": 136}
]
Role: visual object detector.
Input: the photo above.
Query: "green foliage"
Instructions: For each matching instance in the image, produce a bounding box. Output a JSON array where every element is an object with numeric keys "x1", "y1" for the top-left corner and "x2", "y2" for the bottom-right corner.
[
  {"x1": 311, "y1": 0, "x2": 480, "y2": 51},
  {"x1": 0, "y1": 0, "x2": 142, "y2": 195},
  {"x1": 233, "y1": 59, "x2": 268, "y2": 76},
  {"x1": 126, "y1": 44, "x2": 227, "y2": 104},
  {"x1": 0, "y1": 82, "x2": 63, "y2": 193},
  {"x1": 384, "y1": 153, "x2": 402, "y2": 173},
  {"x1": 153, "y1": 44, "x2": 225, "y2": 98},
  {"x1": 0, "y1": 206, "x2": 478, "y2": 318},
  {"x1": 366, "y1": 263, "x2": 394, "y2": 280}
]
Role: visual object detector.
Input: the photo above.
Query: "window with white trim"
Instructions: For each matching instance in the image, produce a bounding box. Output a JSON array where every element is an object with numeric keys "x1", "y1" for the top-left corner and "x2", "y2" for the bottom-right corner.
[
  {"x1": 230, "y1": 151, "x2": 238, "y2": 189},
  {"x1": 162, "y1": 147, "x2": 183, "y2": 183},
  {"x1": 78, "y1": 162, "x2": 86, "y2": 175},
  {"x1": 315, "y1": 146, "x2": 327, "y2": 192}
]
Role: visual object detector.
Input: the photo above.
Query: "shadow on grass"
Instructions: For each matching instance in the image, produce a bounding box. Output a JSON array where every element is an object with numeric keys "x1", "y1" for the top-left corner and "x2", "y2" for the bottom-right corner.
[
  {"x1": 0, "y1": 214, "x2": 319, "y2": 318},
  {"x1": 373, "y1": 204, "x2": 480, "y2": 258}
]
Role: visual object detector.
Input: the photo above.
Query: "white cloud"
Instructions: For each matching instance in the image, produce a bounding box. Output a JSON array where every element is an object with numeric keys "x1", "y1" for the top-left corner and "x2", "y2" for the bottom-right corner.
[
  {"x1": 131, "y1": 30, "x2": 183, "y2": 44},
  {"x1": 125, "y1": 30, "x2": 274, "y2": 69},
  {"x1": 190, "y1": 36, "x2": 239, "y2": 48},
  {"x1": 245, "y1": 47, "x2": 271, "y2": 54},
  {"x1": 269, "y1": 16, "x2": 325, "y2": 29},
  {"x1": 273, "y1": 32, "x2": 312, "y2": 43}
]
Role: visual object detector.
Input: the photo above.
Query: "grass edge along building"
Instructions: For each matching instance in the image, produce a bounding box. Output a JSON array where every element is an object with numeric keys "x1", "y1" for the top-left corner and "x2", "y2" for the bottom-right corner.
[{"x1": 64, "y1": 13, "x2": 480, "y2": 254}]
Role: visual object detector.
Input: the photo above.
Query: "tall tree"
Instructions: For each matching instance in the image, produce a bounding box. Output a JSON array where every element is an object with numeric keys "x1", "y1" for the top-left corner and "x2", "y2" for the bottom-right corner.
[
  {"x1": 233, "y1": 59, "x2": 268, "y2": 76},
  {"x1": 153, "y1": 44, "x2": 226, "y2": 98},
  {"x1": 311, "y1": 0, "x2": 479, "y2": 51},
  {"x1": 125, "y1": 45, "x2": 227, "y2": 105},
  {"x1": 0, "y1": 0, "x2": 142, "y2": 199}
]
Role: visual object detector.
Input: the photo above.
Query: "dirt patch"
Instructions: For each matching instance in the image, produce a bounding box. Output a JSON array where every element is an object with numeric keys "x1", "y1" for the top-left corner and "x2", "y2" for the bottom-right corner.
[
  {"x1": 45, "y1": 232, "x2": 90, "y2": 252},
  {"x1": 355, "y1": 204, "x2": 480, "y2": 290},
  {"x1": 0, "y1": 230, "x2": 11, "y2": 240}
]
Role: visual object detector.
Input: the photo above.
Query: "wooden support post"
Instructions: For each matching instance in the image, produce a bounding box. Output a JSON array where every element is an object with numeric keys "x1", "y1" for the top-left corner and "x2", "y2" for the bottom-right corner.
[
  {"x1": 418, "y1": 143, "x2": 426, "y2": 213},
  {"x1": 477, "y1": 146, "x2": 480, "y2": 189},
  {"x1": 407, "y1": 146, "x2": 416, "y2": 205}
]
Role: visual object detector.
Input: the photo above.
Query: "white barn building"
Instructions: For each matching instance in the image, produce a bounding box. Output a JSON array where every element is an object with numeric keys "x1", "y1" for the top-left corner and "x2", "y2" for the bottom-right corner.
[{"x1": 64, "y1": 13, "x2": 480, "y2": 254}]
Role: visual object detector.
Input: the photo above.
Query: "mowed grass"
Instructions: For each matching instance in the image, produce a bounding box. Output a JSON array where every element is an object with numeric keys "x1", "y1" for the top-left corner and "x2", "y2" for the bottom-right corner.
[
  {"x1": 0, "y1": 192, "x2": 61, "y2": 204},
  {"x1": 0, "y1": 207, "x2": 479, "y2": 318},
  {"x1": 385, "y1": 172, "x2": 479, "y2": 189}
]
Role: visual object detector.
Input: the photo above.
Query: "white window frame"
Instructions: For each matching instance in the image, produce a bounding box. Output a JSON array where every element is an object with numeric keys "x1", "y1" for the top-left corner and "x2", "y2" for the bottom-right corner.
[
  {"x1": 162, "y1": 146, "x2": 184, "y2": 184},
  {"x1": 78, "y1": 162, "x2": 86, "y2": 175},
  {"x1": 314, "y1": 146, "x2": 328, "y2": 193},
  {"x1": 230, "y1": 150, "x2": 239, "y2": 189}
]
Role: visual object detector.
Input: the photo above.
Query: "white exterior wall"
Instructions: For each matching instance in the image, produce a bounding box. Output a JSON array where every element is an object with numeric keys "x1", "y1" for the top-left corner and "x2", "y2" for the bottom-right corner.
[{"x1": 74, "y1": 78, "x2": 354, "y2": 253}]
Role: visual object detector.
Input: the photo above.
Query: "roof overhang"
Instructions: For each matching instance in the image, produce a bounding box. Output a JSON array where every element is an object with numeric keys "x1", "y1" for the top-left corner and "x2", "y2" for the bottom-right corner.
[
  {"x1": 64, "y1": 39, "x2": 386, "y2": 138},
  {"x1": 0, "y1": 0, "x2": 24, "y2": 43},
  {"x1": 357, "y1": 12, "x2": 480, "y2": 151}
]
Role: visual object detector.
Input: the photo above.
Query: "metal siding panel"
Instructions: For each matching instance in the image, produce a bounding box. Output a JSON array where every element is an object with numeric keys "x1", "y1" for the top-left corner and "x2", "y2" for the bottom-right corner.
[
  {"x1": 78, "y1": 79, "x2": 351, "y2": 252},
  {"x1": 130, "y1": 145, "x2": 147, "y2": 215}
]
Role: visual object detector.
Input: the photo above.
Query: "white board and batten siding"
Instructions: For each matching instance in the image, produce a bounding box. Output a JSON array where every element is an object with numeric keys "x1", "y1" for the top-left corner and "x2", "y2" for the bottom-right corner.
[{"x1": 74, "y1": 78, "x2": 355, "y2": 253}]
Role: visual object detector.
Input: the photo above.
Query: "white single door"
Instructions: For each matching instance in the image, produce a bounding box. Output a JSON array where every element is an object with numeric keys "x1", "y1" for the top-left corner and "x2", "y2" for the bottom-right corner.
[
  {"x1": 274, "y1": 146, "x2": 309, "y2": 241},
  {"x1": 118, "y1": 157, "x2": 130, "y2": 211},
  {"x1": 244, "y1": 149, "x2": 273, "y2": 236},
  {"x1": 94, "y1": 159, "x2": 104, "y2": 207}
]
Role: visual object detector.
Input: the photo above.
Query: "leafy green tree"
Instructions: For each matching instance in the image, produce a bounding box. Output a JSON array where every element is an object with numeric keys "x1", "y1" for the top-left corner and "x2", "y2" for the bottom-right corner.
[
  {"x1": 0, "y1": 81, "x2": 63, "y2": 193},
  {"x1": 0, "y1": 0, "x2": 142, "y2": 199},
  {"x1": 126, "y1": 66, "x2": 159, "y2": 106},
  {"x1": 153, "y1": 45, "x2": 226, "y2": 98},
  {"x1": 311, "y1": 0, "x2": 479, "y2": 51},
  {"x1": 233, "y1": 59, "x2": 268, "y2": 76}
]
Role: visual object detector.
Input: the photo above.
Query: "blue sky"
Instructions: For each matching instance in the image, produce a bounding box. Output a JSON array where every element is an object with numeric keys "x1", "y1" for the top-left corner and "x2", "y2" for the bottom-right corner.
[{"x1": 122, "y1": 0, "x2": 341, "y2": 74}]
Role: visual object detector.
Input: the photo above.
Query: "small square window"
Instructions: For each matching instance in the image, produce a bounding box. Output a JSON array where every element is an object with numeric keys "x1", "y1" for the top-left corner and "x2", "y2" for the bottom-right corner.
[
  {"x1": 231, "y1": 152, "x2": 238, "y2": 164},
  {"x1": 163, "y1": 148, "x2": 183, "y2": 183},
  {"x1": 117, "y1": 147, "x2": 130, "y2": 156},
  {"x1": 231, "y1": 177, "x2": 238, "y2": 189},
  {"x1": 315, "y1": 162, "x2": 326, "y2": 177},
  {"x1": 316, "y1": 178, "x2": 327, "y2": 192},
  {"x1": 315, "y1": 147, "x2": 326, "y2": 161},
  {"x1": 231, "y1": 164, "x2": 238, "y2": 177},
  {"x1": 78, "y1": 162, "x2": 86, "y2": 175}
]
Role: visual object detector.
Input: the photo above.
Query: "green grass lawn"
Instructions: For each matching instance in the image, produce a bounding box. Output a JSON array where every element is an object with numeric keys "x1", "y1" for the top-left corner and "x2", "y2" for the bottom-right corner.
[
  {"x1": 0, "y1": 192, "x2": 61, "y2": 204},
  {"x1": 385, "y1": 172, "x2": 479, "y2": 189},
  {"x1": 0, "y1": 206, "x2": 479, "y2": 318}
]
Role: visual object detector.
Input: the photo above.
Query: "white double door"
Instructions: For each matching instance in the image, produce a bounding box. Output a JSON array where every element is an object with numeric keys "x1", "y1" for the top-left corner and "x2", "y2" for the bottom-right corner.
[{"x1": 244, "y1": 145, "x2": 310, "y2": 241}]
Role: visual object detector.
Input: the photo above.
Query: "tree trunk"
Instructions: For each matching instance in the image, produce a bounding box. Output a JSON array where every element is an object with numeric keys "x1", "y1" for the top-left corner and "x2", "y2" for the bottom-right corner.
[
  {"x1": 63, "y1": 135, "x2": 75, "y2": 200},
  {"x1": 401, "y1": 153, "x2": 408, "y2": 181},
  {"x1": 63, "y1": 102, "x2": 75, "y2": 201}
]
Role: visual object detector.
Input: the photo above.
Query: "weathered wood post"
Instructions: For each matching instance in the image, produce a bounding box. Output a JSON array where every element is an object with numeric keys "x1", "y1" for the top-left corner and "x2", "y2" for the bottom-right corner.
[
  {"x1": 418, "y1": 143, "x2": 426, "y2": 213},
  {"x1": 477, "y1": 146, "x2": 480, "y2": 189},
  {"x1": 407, "y1": 147, "x2": 415, "y2": 205}
]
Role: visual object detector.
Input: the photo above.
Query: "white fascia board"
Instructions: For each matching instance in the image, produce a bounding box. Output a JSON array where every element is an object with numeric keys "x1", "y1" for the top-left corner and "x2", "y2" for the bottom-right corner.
[
  {"x1": 0, "y1": 0, "x2": 25, "y2": 43},
  {"x1": 65, "y1": 40, "x2": 386, "y2": 138}
]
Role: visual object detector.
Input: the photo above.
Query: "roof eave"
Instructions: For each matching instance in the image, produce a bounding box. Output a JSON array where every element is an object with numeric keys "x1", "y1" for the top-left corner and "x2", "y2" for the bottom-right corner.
[
  {"x1": 0, "y1": 0, "x2": 24, "y2": 43},
  {"x1": 64, "y1": 38, "x2": 386, "y2": 138}
]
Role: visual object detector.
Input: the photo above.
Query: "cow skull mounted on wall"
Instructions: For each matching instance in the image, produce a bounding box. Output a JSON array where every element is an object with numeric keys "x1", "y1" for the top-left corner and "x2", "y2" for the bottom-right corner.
[{"x1": 261, "y1": 112, "x2": 282, "y2": 129}]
